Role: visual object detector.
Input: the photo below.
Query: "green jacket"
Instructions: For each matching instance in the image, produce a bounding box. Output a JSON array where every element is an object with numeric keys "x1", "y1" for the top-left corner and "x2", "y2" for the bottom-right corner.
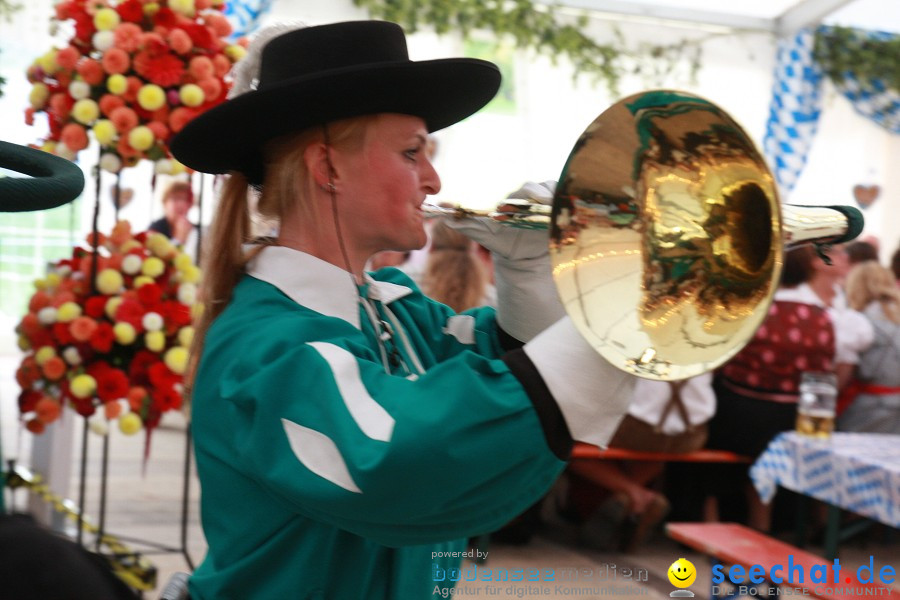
[{"x1": 189, "y1": 247, "x2": 571, "y2": 599}]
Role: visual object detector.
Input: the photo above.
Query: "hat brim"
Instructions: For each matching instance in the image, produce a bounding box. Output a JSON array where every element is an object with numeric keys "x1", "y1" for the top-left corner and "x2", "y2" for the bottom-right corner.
[{"x1": 170, "y1": 58, "x2": 500, "y2": 184}]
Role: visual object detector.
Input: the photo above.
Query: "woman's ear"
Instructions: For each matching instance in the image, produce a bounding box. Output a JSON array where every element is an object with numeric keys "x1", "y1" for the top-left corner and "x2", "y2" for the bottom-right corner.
[{"x1": 303, "y1": 142, "x2": 335, "y2": 191}]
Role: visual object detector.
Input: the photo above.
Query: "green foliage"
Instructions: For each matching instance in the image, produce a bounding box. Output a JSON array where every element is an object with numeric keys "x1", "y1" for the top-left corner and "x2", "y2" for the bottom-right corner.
[
  {"x1": 814, "y1": 26, "x2": 900, "y2": 94},
  {"x1": 352, "y1": 0, "x2": 705, "y2": 95}
]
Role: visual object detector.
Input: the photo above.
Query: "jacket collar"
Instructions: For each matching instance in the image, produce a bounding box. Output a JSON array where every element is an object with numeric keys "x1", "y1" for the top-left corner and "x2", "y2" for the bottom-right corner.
[{"x1": 246, "y1": 245, "x2": 413, "y2": 329}]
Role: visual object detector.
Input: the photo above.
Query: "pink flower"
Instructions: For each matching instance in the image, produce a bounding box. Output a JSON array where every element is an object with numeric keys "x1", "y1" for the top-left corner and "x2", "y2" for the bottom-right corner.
[
  {"x1": 188, "y1": 55, "x2": 213, "y2": 80},
  {"x1": 76, "y1": 58, "x2": 105, "y2": 85},
  {"x1": 110, "y1": 106, "x2": 139, "y2": 133},
  {"x1": 56, "y1": 46, "x2": 81, "y2": 70},
  {"x1": 168, "y1": 28, "x2": 193, "y2": 54}
]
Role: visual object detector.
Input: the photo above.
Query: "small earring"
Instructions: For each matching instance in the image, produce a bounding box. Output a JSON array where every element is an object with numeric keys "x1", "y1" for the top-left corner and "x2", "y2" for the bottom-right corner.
[{"x1": 322, "y1": 182, "x2": 336, "y2": 193}]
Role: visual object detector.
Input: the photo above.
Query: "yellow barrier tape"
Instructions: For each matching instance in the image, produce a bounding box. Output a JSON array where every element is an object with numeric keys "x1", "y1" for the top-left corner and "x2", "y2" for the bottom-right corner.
[{"x1": 5, "y1": 464, "x2": 158, "y2": 591}]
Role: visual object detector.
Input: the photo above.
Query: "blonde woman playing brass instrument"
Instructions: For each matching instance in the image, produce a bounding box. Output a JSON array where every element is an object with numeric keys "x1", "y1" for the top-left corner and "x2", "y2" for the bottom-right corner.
[{"x1": 171, "y1": 21, "x2": 632, "y2": 599}]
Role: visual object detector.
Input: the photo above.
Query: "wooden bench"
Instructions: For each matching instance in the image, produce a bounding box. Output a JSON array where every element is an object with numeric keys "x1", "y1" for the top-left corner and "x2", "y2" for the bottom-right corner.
[
  {"x1": 571, "y1": 442, "x2": 752, "y2": 463},
  {"x1": 666, "y1": 522, "x2": 896, "y2": 600}
]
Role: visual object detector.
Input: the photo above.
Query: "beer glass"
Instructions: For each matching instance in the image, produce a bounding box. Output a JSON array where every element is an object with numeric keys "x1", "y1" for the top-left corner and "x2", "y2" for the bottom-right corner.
[{"x1": 795, "y1": 371, "x2": 837, "y2": 438}]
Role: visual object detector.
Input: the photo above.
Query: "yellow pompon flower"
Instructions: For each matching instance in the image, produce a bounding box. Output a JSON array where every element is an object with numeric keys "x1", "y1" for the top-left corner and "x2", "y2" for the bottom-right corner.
[
  {"x1": 225, "y1": 45, "x2": 247, "y2": 62},
  {"x1": 93, "y1": 7, "x2": 120, "y2": 31},
  {"x1": 173, "y1": 252, "x2": 192, "y2": 271},
  {"x1": 145, "y1": 330, "x2": 165, "y2": 352},
  {"x1": 137, "y1": 84, "x2": 166, "y2": 111},
  {"x1": 29, "y1": 83, "x2": 50, "y2": 109},
  {"x1": 146, "y1": 233, "x2": 175, "y2": 259},
  {"x1": 169, "y1": 0, "x2": 195, "y2": 17},
  {"x1": 119, "y1": 412, "x2": 142, "y2": 435},
  {"x1": 113, "y1": 322, "x2": 136, "y2": 345},
  {"x1": 72, "y1": 99, "x2": 100, "y2": 125},
  {"x1": 164, "y1": 347, "x2": 188, "y2": 375},
  {"x1": 45, "y1": 272, "x2": 61, "y2": 288},
  {"x1": 36, "y1": 50, "x2": 59, "y2": 75},
  {"x1": 179, "y1": 264, "x2": 201, "y2": 284},
  {"x1": 142, "y1": 256, "x2": 165, "y2": 278},
  {"x1": 96, "y1": 268, "x2": 124, "y2": 295},
  {"x1": 179, "y1": 83, "x2": 204, "y2": 107},
  {"x1": 17, "y1": 335, "x2": 30, "y2": 351},
  {"x1": 93, "y1": 120, "x2": 117, "y2": 146},
  {"x1": 133, "y1": 275, "x2": 155, "y2": 288},
  {"x1": 105, "y1": 296, "x2": 123, "y2": 320},
  {"x1": 143, "y1": 3, "x2": 160, "y2": 16},
  {"x1": 35, "y1": 346, "x2": 57, "y2": 366},
  {"x1": 120, "y1": 240, "x2": 142, "y2": 253},
  {"x1": 128, "y1": 126, "x2": 155, "y2": 152},
  {"x1": 71, "y1": 374, "x2": 98, "y2": 399},
  {"x1": 106, "y1": 73, "x2": 128, "y2": 95},
  {"x1": 56, "y1": 301, "x2": 83, "y2": 323},
  {"x1": 33, "y1": 277, "x2": 48, "y2": 291},
  {"x1": 177, "y1": 326, "x2": 194, "y2": 347}
]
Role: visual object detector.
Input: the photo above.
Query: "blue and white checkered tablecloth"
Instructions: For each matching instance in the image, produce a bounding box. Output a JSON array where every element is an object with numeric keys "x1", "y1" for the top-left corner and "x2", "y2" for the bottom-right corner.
[{"x1": 751, "y1": 431, "x2": 900, "y2": 528}]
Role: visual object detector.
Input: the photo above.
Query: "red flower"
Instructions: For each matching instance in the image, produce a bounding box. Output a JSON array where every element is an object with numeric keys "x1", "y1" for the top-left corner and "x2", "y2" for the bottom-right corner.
[
  {"x1": 90, "y1": 321, "x2": 115, "y2": 353},
  {"x1": 180, "y1": 23, "x2": 217, "y2": 51},
  {"x1": 152, "y1": 7, "x2": 177, "y2": 29},
  {"x1": 84, "y1": 295, "x2": 107, "y2": 319},
  {"x1": 160, "y1": 300, "x2": 192, "y2": 328},
  {"x1": 148, "y1": 361, "x2": 179, "y2": 390},
  {"x1": 71, "y1": 12, "x2": 95, "y2": 46},
  {"x1": 114, "y1": 298, "x2": 145, "y2": 330},
  {"x1": 115, "y1": 0, "x2": 143, "y2": 23},
  {"x1": 128, "y1": 349, "x2": 159, "y2": 385},
  {"x1": 52, "y1": 322, "x2": 75, "y2": 346},
  {"x1": 96, "y1": 367, "x2": 130, "y2": 402},
  {"x1": 19, "y1": 390, "x2": 42, "y2": 413},
  {"x1": 151, "y1": 385, "x2": 182, "y2": 412},
  {"x1": 143, "y1": 53, "x2": 185, "y2": 87},
  {"x1": 137, "y1": 283, "x2": 163, "y2": 308}
]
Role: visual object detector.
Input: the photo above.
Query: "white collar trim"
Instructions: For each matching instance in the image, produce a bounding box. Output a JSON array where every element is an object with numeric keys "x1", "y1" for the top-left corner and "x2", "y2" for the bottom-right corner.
[{"x1": 246, "y1": 245, "x2": 412, "y2": 329}]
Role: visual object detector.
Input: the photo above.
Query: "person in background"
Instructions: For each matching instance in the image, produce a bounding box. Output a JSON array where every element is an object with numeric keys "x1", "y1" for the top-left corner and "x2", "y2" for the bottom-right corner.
[
  {"x1": 845, "y1": 240, "x2": 879, "y2": 266},
  {"x1": 838, "y1": 260, "x2": 900, "y2": 434},
  {"x1": 421, "y1": 220, "x2": 495, "y2": 311},
  {"x1": 170, "y1": 21, "x2": 633, "y2": 599},
  {"x1": 890, "y1": 245, "x2": 900, "y2": 285},
  {"x1": 148, "y1": 181, "x2": 195, "y2": 246}
]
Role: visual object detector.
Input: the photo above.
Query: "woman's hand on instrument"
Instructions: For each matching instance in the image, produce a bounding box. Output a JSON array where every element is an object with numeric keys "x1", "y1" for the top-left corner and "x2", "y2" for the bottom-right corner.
[{"x1": 446, "y1": 180, "x2": 563, "y2": 342}]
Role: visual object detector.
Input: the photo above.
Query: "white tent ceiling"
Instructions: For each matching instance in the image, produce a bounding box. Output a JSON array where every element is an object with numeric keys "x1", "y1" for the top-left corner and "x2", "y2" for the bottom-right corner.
[{"x1": 550, "y1": 0, "x2": 900, "y2": 34}]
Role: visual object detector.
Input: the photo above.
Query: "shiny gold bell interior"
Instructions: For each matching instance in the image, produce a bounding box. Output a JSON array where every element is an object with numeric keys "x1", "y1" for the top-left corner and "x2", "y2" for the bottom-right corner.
[{"x1": 551, "y1": 90, "x2": 784, "y2": 381}]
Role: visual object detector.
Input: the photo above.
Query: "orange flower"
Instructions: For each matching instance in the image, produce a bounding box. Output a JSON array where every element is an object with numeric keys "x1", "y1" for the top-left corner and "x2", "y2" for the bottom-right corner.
[
  {"x1": 127, "y1": 386, "x2": 148, "y2": 411},
  {"x1": 197, "y1": 78, "x2": 222, "y2": 103},
  {"x1": 188, "y1": 55, "x2": 213, "y2": 80},
  {"x1": 204, "y1": 12, "x2": 232, "y2": 38},
  {"x1": 99, "y1": 93, "x2": 125, "y2": 116},
  {"x1": 212, "y1": 53, "x2": 231, "y2": 78},
  {"x1": 110, "y1": 106, "x2": 138, "y2": 133},
  {"x1": 76, "y1": 58, "x2": 105, "y2": 85},
  {"x1": 70, "y1": 315, "x2": 99, "y2": 342},
  {"x1": 101, "y1": 47, "x2": 130, "y2": 75},
  {"x1": 104, "y1": 400, "x2": 123, "y2": 419},
  {"x1": 26, "y1": 419, "x2": 46, "y2": 434},
  {"x1": 28, "y1": 291, "x2": 52, "y2": 313},
  {"x1": 56, "y1": 46, "x2": 80, "y2": 70},
  {"x1": 61, "y1": 123, "x2": 89, "y2": 151},
  {"x1": 168, "y1": 28, "x2": 193, "y2": 54},
  {"x1": 168, "y1": 107, "x2": 196, "y2": 133},
  {"x1": 147, "y1": 120, "x2": 169, "y2": 141},
  {"x1": 41, "y1": 356, "x2": 67, "y2": 380},
  {"x1": 35, "y1": 396, "x2": 62, "y2": 424},
  {"x1": 113, "y1": 22, "x2": 143, "y2": 53}
]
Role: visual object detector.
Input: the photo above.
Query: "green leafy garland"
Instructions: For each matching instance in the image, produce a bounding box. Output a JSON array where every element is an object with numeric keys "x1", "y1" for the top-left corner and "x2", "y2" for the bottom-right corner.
[
  {"x1": 352, "y1": 0, "x2": 705, "y2": 96},
  {"x1": 814, "y1": 26, "x2": 900, "y2": 93}
]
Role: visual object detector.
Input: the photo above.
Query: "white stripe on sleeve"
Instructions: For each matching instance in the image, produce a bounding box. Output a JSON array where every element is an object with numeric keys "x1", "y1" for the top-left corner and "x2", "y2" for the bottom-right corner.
[
  {"x1": 281, "y1": 419, "x2": 362, "y2": 493},
  {"x1": 442, "y1": 315, "x2": 476, "y2": 345},
  {"x1": 307, "y1": 341, "x2": 395, "y2": 442}
]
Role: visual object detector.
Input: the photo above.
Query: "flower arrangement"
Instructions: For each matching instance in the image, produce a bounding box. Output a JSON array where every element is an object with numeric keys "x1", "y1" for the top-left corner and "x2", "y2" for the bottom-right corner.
[
  {"x1": 25, "y1": 0, "x2": 246, "y2": 175},
  {"x1": 14, "y1": 221, "x2": 201, "y2": 437}
]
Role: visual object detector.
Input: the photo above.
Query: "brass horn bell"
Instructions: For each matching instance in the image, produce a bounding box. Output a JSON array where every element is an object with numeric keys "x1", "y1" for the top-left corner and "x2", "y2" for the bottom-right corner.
[{"x1": 549, "y1": 90, "x2": 862, "y2": 381}]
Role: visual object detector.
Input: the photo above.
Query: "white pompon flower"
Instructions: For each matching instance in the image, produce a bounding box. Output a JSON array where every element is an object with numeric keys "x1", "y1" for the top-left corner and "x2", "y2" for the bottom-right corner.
[
  {"x1": 121, "y1": 254, "x2": 142, "y2": 275},
  {"x1": 142, "y1": 311, "x2": 164, "y2": 332},
  {"x1": 56, "y1": 264, "x2": 72, "y2": 277},
  {"x1": 62, "y1": 346, "x2": 82, "y2": 366},
  {"x1": 92, "y1": 30, "x2": 115, "y2": 52},
  {"x1": 38, "y1": 306, "x2": 58, "y2": 325},
  {"x1": 99, "y1": 153, "x2": 122, "y2": 173},
  {"x1": 88, "y1": 413, "x2": 109, "y2": 436},
  {"x1": 68, "y1": 80, "x2": 91, "y2": 100},
  {"x1": 177, "y1": 282, "x2": 197, "y2": 305}
]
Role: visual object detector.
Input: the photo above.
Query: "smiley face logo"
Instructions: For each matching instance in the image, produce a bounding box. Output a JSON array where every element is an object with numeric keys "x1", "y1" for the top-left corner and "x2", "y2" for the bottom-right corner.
[{"x1": 668, "y1": 558, "x2": 697, "y2": 588}]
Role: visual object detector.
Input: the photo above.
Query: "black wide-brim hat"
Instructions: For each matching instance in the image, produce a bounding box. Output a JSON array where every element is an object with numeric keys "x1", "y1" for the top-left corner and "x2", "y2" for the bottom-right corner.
[
  {"x1": 0, "y1": 141, "x2": 84, "y2": 212},
  {"x1": 170, "y1": 20, "x2": 501, "y2": 185}
]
